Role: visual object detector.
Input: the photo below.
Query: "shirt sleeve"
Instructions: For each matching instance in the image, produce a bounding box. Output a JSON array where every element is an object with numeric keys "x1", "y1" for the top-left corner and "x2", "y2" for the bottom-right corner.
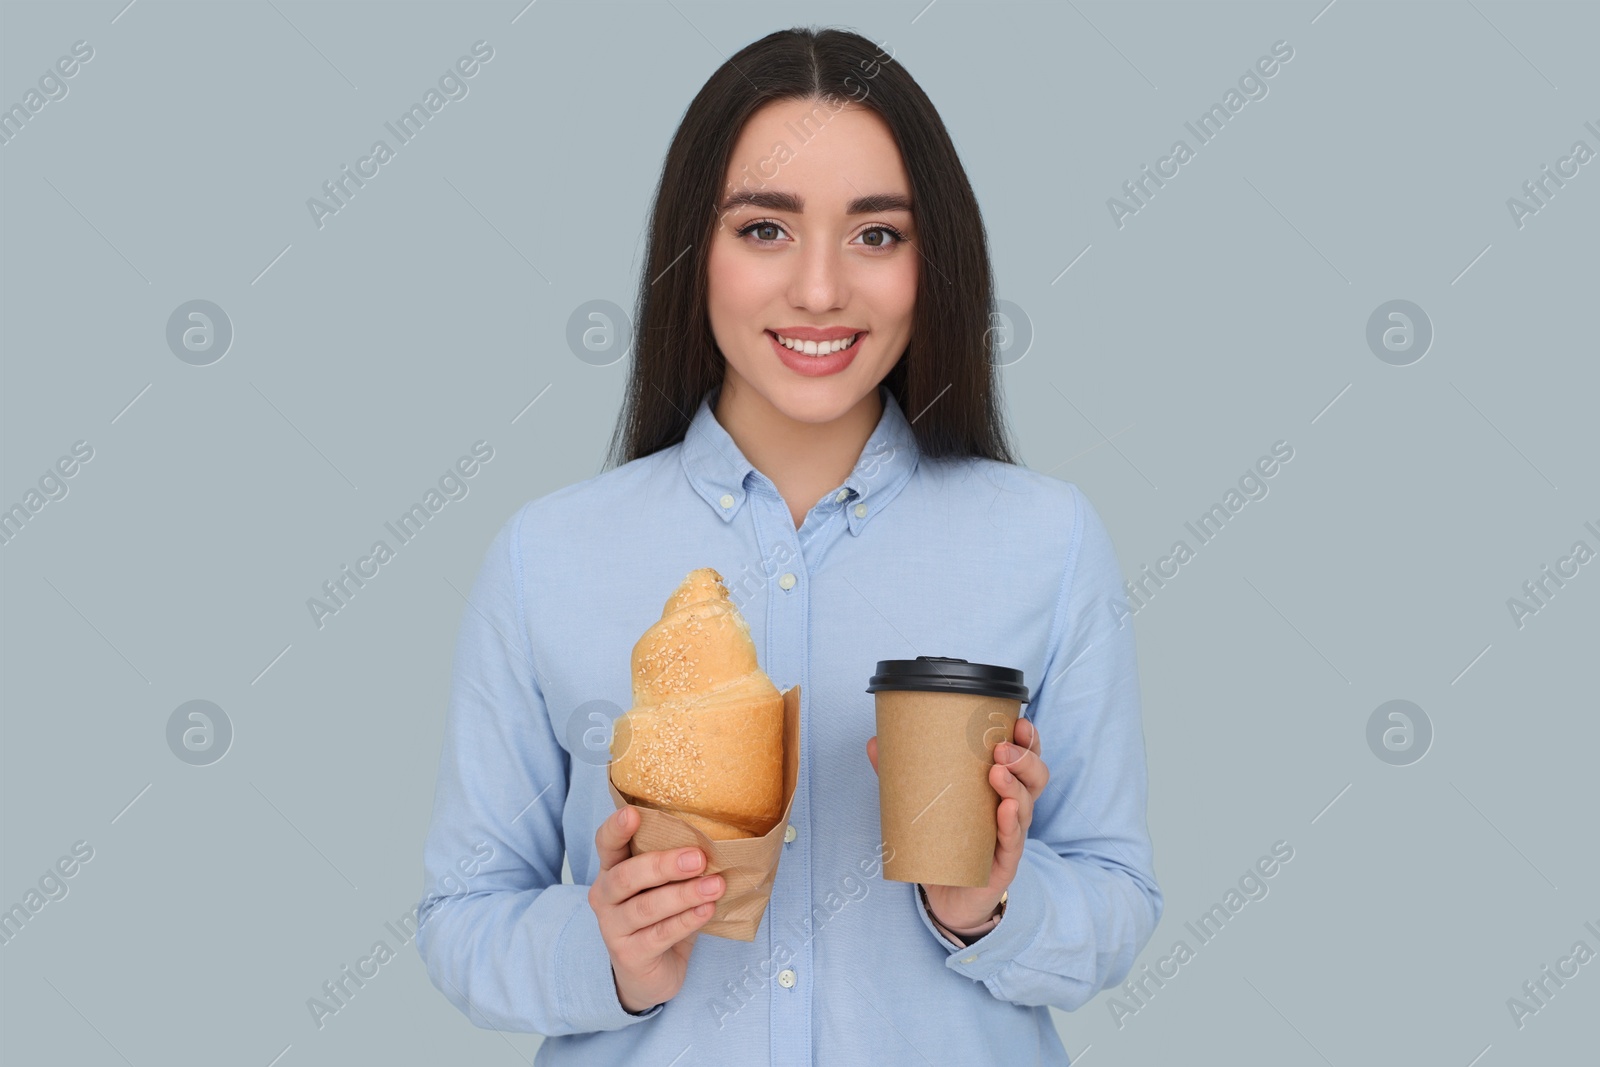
[
  {"x1": 414, "y1": 504, "x2": 663, "y2": 1034},
  {"x1": 914, "y1": 482, "x2": 1163, "y2": 1010}
]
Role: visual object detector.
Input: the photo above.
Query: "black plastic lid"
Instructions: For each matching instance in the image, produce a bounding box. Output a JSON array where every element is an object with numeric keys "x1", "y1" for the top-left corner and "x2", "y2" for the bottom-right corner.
[{"x1": 865, "y1": 655, "x2": 1028, "y2": 703}]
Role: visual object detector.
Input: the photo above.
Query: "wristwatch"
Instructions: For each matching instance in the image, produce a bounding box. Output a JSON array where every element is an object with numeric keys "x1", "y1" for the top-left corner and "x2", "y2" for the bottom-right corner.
[{"x1": 919, "y1": 884, "x2": 1006, "y2": 946}]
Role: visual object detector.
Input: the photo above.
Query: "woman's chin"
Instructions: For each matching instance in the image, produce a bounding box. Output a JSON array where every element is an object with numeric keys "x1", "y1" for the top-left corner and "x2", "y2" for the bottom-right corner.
[{"x1": 753, "y1": 379, "x2": 871, "y2": 426}]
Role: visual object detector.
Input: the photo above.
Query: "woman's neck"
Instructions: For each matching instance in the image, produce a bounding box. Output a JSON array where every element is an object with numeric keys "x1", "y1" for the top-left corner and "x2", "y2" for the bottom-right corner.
[{"x1": 713, "y1": 376, "x2": 883, "y2": 529}]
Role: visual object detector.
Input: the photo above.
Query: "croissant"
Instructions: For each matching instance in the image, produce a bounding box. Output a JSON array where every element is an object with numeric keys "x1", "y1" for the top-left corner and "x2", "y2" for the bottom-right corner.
[{"x1": 609, "y1": 568, "x2": 785, "y2": 839}]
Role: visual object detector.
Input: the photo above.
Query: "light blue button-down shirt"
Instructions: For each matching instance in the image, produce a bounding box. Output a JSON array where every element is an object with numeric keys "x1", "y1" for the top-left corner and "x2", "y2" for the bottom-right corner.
[{"x1": 416, "y1": 382, "x2": 1162, "y2": 1065}]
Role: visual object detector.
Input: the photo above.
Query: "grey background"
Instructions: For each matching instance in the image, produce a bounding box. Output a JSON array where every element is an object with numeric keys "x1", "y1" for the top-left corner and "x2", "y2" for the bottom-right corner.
[{"x1": 2, "y1": 0, "x2": 1595, "y2": 1064}]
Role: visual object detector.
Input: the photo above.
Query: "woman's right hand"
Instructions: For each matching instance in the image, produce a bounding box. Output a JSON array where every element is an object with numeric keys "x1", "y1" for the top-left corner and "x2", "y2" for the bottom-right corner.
[{"x1": 590, "y1": 805, "x2": 726, "y2": 1014}]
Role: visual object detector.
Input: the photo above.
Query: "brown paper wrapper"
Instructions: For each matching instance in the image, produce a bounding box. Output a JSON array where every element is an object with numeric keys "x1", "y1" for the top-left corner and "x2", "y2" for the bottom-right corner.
[
  {"x1": 605, "y1": 684, "x2": 800, "y2": 941},
  {"x1": 875, "y1": 690, "x2": 1020, "y2": 888}
]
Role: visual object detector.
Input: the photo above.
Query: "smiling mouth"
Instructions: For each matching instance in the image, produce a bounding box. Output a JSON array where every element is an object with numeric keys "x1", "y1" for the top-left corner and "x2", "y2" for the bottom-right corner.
[{"x1": 766, "y1": 330, "x2": 864, "y2": 356}]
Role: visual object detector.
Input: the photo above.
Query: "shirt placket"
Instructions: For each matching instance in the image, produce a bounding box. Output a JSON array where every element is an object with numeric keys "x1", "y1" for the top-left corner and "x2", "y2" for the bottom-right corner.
[{"x1": 747, "y1": 474, "x2": 849, "y2": 1067}]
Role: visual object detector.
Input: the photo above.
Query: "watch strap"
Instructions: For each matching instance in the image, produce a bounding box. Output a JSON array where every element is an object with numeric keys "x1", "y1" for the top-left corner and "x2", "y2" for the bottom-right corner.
[{"x1": 920, "y1": 884, "x2": 1007, "y2": 946}]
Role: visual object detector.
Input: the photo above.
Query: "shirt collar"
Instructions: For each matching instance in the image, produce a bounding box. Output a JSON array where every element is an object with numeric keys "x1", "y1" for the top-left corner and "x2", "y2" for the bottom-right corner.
[{"x1": 680, "y1": 382, "x2": 920, "y2": 535}]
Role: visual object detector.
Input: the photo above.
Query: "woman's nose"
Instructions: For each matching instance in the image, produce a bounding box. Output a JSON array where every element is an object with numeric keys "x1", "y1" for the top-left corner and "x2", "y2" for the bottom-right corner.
[{"x1": 788, "y1": 243, "x2": 847, "y2": 311}]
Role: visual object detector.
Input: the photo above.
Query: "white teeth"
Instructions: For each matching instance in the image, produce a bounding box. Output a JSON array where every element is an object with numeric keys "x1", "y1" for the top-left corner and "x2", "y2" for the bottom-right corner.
[{"x1": 775, "y1": 332, "x2": 858, "y2": 355}]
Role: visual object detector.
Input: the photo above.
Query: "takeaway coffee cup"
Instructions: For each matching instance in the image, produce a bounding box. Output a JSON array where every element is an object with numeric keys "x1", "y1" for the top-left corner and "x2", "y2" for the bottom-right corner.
[{"x1": 866, "y1": 656, "x2": 1030, "y2": 888}]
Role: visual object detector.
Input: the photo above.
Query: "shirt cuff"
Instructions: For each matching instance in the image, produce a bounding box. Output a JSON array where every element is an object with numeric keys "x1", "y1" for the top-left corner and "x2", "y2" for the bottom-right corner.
[
  {"x1": 553, "y1": 894, "x2": 665, "y2": 1029},
  {"x1": 914, "y1": 857, "x2": 1045, "y2": 982}
]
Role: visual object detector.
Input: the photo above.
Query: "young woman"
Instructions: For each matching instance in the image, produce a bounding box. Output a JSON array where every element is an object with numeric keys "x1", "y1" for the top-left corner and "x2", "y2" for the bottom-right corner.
[{"x1": 417, "y1": 26, "x2": 1160, "y2": 1066}]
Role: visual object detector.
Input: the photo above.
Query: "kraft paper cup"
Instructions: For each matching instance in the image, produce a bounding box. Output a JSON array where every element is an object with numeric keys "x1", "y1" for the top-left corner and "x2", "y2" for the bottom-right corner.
[{"x1": 867, "y1": 656, "x2": 1029, "y2": 888}]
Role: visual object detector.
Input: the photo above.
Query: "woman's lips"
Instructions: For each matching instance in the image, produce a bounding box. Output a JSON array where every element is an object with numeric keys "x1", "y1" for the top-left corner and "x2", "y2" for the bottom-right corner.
[{"x1": 766, "y1": 330, "x2": 864, "y2": 378}]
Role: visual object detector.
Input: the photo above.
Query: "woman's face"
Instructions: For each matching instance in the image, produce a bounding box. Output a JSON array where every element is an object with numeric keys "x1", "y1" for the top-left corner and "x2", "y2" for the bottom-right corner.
[{"x1": 707, "y1": 97, "x2": 917, "y2": 425}]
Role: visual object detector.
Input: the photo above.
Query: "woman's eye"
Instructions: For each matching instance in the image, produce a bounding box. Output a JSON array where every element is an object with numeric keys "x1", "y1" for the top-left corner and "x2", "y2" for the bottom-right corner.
[
  {"x1": 856, "y1": 225, "x2": 906, "y2": 249},
  {"x1": 738, "y1": 220, "x2": 787, "y2": 243}
]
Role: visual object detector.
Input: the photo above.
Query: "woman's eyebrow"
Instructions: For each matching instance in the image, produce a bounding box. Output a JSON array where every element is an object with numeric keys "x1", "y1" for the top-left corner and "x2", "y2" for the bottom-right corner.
[{"x1": 718, "y1": 190, "x2": 912, "y2": 215}]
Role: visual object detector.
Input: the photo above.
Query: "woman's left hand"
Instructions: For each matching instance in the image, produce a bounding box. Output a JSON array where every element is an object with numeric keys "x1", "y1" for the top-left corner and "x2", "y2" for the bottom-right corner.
[{"x1": 865, "y1": 716, "x2": 1050, "y2": 931}]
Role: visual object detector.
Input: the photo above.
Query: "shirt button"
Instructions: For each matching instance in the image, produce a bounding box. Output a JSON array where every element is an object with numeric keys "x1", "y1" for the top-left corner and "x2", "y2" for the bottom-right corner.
[
  {"x1": 853, "y1": 502, "x2": 867, "y2": 518},
  {"x1": 960, "y1": 954, "x2": 978, "y2": 964},
  {"x1": 783, "y1": 824, "x2": 797, "y2": 843},
  {"x1": 777, "y1": 573, "x2": 797, "y2": 591},
  {"x1": 834, "y1": 489, "x2": 849, "y2": 503},
  {"x1": 777, "y1": 968, "x2": 797, "y2": 989},
  {"x1": 719, "y1": 493, "x2": 734, "y2": 508}
]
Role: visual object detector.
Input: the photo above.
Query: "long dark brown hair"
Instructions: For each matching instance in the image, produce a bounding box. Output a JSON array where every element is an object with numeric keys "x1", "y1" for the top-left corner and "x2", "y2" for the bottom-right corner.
[{"x1": 603, "y1": 25, "x2": 1019, "y2": 470}]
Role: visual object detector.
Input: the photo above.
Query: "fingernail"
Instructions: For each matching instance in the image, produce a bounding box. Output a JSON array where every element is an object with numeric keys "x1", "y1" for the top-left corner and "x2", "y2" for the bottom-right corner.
[
  {"x1": 996, "y1": 743, "x2": 1012, "y2": 760},
  {"x1": 699, "y1": 875, "x2": 723, "y2": 895},
  {"x1": 678, "y1": 850, "x2": 702, "y2": 871}
]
